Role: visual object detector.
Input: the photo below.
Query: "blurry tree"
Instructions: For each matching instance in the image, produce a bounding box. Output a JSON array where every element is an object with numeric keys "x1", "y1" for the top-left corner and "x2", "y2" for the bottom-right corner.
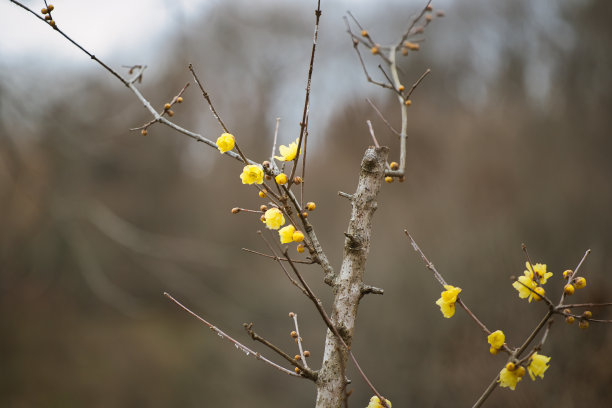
[{"x1": 1, "y1": 0, "x2": 612, "y2": 407}]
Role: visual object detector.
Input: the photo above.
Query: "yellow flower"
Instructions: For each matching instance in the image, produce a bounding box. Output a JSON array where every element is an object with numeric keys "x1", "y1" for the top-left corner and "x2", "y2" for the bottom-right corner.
[
  {"x1": 274, "y1": 138, "x2": 300, "y2": 162},
  {"x1": 526, "y1": 262, "x2": 553, "y2": 284},
  {"x1": 279, "y1": 225, "x2": 296, "y2": 243},
  {"x1": 527, "y1": 352, "x2": 551, "y2": 380},
  {"x1": 487, "y1": 330, "x2": 505, "y2": 352},
  {"x1": 367, "y1": 395, "x2": 392, "y2": 408},
  {"x1": 216, "y1": 132, "x2": 235, "y2": 153},
  {"x1": 275, "y1": 173, "x2": 288, "y2": 185},
  {"x1": 262, "y1": 208, "x2": 285, "y2": 230},
  {"x1": 498, "y1": 367, "x2": 522, "y2": 390},
  {"x1": 240, "y1": 164, "x2": 264, "y2": 185},
  {"x1": 512, "y1": 275, "x2": 538, "y2": 302},
  {"x1": 435, "y1": 285, "x2": 462, "y2": 318}
]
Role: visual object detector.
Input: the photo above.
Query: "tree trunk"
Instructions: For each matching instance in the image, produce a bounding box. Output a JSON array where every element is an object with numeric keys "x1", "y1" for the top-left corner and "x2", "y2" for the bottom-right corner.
[{"x1": 315, "y1": 146, "x2": 389, "y2": 408}]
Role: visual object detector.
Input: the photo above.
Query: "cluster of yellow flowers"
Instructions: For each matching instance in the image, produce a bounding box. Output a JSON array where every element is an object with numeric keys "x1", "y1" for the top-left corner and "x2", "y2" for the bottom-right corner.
[
  {"x1": 512, "y1": 262, "x2": 552, "y2": 302},
  {"x1": 498, "y1": 352, "x2": 551, "y2": 390},
  {"x1": 217, "y1": 133, "x2": 310, "y2": 247},
  {"x1": 433, "y1": 260, "x2": 556, "y2": 392}
]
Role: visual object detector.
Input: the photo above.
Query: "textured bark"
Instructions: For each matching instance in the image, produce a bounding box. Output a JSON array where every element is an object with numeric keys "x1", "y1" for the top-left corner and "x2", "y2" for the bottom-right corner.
[{"x1": 315, "y1": 146, "x2": 389, "y2": 408}]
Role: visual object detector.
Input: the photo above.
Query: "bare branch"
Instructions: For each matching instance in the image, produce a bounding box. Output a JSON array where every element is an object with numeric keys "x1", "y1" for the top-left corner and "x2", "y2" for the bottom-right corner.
[{"x1": 164, "y1": 292, "x2": 300, "y2": 377}]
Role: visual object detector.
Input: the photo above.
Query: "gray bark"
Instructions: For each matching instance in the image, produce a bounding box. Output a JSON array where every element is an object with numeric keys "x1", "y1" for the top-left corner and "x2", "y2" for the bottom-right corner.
[{"x1": 315, "y1": 146, "x2": 389, "y2": 408}]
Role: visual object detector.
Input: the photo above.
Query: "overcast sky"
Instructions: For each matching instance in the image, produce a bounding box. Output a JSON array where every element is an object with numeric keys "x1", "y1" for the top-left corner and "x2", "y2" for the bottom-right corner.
[{"x1": 3, "y1": 0, "x2": 452, "y2": 68}]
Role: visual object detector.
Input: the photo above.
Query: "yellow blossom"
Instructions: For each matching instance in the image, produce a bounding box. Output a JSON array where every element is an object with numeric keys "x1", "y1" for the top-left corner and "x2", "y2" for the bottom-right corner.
[
  {"x1": 240, "y1": 164, "x2": 264, "y2": 185},
  {"x1": 279, "y1": 225, "x2": 296, "y2": 244},
  {"x1": 435, "y1": 285, "x2": 462, "y2": 318},
  {"x1": 367, "y1": 395, "x2": 392, "y2": 408},
  {"x1": 512, "y1": 275, "x2": 538, "y2": 302},
  {"x1": 525, "y1": 262, "x2": 553, "y2": 284},
  {"x1": 498, "y1": 367, "x2": 522, "y2": 390},
  {"x1": 274, "y1": 138, "x2": 300, "y2": 162},
  {"x1": 487, "y1": 330, "x2": 505, "y2": 351},
  {"x1": 216, "y1": 132, "x2": 235, "y2": 153},
  {"x1": 262, "y1": 208, "x2": 285, "y2": 230},
  {"x1": 528, "y1": 352, "x2": 551, "y2": 381}
]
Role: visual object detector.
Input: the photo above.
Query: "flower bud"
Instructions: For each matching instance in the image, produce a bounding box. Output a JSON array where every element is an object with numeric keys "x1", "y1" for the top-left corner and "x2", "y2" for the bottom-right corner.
[
  {"x1": 306, "y1": 202, "x2": 316, "y2": 211},
  {"x1": 259, "y1": 190, "x2": 267, "y2": 198},
  {"x1": 385, "y1": 176, "x2": 394, "y2": 183},
  {"x1": 565, "y1": 315, "x2": 575, "y2": 324},
  {"x1": 583, "y1": 310, "x2": 592, "y2": 319},
  {"x1": 177, "y1": 97, "x2": 183, "y2": 103},
  {"x1": 390, "y1": 161, "x2": 399, "y2": 170},
  {"x1": 275, "y1": 173, "x2": 288, "y2": 185},
  {"x1": 297, "y1": 244, "x2": 305, "y2": 253},
  {"x1": 563, "y1": 269, "x2": 573, "y2": 279},
  {"x1": 506, "y1": 362, "x2": 516, "y2": 371},
  {"x1": 231, "y1": 207, "x2": 241, "y2": 214},
  {"x1": 371, "y1": 45, "x2": 380, "y2": 55},
  {"x1": 141, "y1": 129, "x2": 148, "y2": 136},
  {"x1": 573, "y1": 277, "x2": 586, "y2": 289},
  {"x1": 579, "y1": 320, "x2": 589, "y2": 329},
  {"x1": 260, "y1": 205, "x2": 267, "y2": 212},
  {"x1": 292, "y1": 231, "x2": 305, "y2": 242},
  {"x1": 564, "y1": 284, "x2": 575, "y2": 296},
  {"x1": 303, "y1": 350, "x2": 311, "y2": 357},
  {"x1": 164, "y1": 103, "x2": 171, "y2": 110},
  {"x1": 516, "y1": 366, "x2": 526, "y2": 377},
  {"x1": 290, "y1": 331, "x2": 298, "y2": 338}
]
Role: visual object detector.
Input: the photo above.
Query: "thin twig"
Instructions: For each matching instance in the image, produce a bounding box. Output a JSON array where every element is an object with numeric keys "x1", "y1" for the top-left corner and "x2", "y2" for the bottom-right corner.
[
  {"x1": 397, "y1": 0, "x2": 433, "y2": 48},
  {"x1": 188, "y1": 64, "x2": 250, "y2": 165},
  {"x1": 9, "y1": 0, "x2": 129, "y2": 86},
  {"x1": 472, "y1": 373, "x2": 500, "y2": 408},
  {"x1": 256, "y1": 232, "x2": 309, "y2": 297},
  {"x1": 290, "y1": 313, "x2": 309, "y2": 368},
  {"x1": 288, "y1": 0, "x2": 321, "y2": 188},
  {"x1": 188, "y1": 64, "x2": 229, "y2": 133},
  {"x1": 271, "y1": 117, "x2": 281, "y2": 163},
  {"x1": 366, "y1": 120, "x2": 380, "y2": 148},
  {"x1": 366, "y1": 98, "x2": 400, "y2": 137},
  {"x1": 241, "y1": 248, "x2": 314, "y2": 264},
  {"x1": 405, "y1": 68, "x2": 431, "y2": 100},
  {"x1": 243, "y1": 322, "x2": 317, "y2": 380},
  {"x1": 558, "y1": 249, "x2": 591, "y2": 306},
  {"x1": 405, "y1": 231, "x2": 446, "y2": 286},
  {"x1": 560, "y1": 302, "x2": 612, "y2": 309},
  {"x1": 164, "y1": 292, "x2": 300, "y2": 377}
]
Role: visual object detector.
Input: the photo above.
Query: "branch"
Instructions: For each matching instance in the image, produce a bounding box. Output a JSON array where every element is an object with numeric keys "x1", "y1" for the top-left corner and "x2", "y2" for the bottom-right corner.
[{"x1": 164, "y1": 292, "x2": 300, "y2": 377}]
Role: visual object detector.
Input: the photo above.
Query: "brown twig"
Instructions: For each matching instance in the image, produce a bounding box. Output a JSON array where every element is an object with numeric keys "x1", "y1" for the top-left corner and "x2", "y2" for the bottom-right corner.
[
  {"x1": 290, "y1": 313, "x2": 309, "y2": 368},
  {"x1": 256, "y1": 231, "x2": 309, "y2": 297},
  {"x1": 241, "y1": 247, "x2": 314, "y2": 264},
  {"x1": 164, "y1": 292, "x2": 300, "y2": 377},
  {"x1": 288, "y1": 0, "x2": 321, "y2": 189},
  {"x1": 243, "y1": 322, "x2": 317, "y2": 380},
  {"x1": 188, "y1": 63, "x2": 250, "y2": 165},
  {"x1": 366, "y1": 98, "x2": 400, "y2": 137}
]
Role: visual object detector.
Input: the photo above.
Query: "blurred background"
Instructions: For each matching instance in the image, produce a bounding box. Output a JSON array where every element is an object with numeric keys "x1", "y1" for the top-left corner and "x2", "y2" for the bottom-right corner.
[{"x1": 1, "y1": 0, "x2": 611, "y2": 407}]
